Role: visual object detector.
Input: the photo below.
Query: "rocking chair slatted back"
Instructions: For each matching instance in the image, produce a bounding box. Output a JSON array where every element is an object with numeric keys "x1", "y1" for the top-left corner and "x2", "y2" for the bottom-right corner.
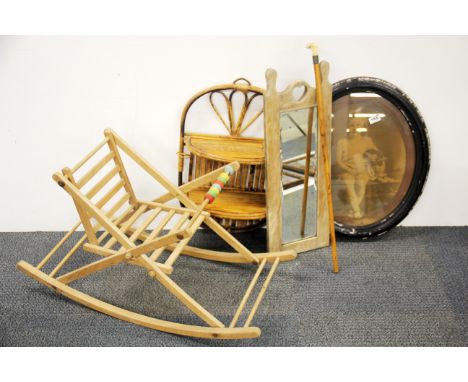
[
  {"x1": 57, "y1": 129, "x2": 148, "y2": 249},
  {"x1": 66, "y1": 142, "x2": 132, "y2": 209},
  {"x1": 54, "y1": 170, "x2": 136, "y2": 250}
]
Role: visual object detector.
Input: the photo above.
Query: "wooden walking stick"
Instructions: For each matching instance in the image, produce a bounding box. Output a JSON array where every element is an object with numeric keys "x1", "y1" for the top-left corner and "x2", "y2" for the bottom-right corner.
[
  {"x1": 300, "y1": 108, "x2": 314, "y2": 237},
  {"x1": 307, "y1": 43, "x2": 339, "y2": 273}
]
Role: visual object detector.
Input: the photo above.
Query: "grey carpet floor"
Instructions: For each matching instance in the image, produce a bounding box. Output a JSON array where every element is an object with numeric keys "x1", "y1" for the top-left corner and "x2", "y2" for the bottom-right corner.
[{"x1": 1, "y1": 227, "x2": 467, "y2": 346}]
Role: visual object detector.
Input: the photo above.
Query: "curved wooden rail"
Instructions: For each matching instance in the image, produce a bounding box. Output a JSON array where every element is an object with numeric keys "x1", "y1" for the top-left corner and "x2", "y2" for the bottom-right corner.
[
  {"x1": 168, "y1": 245, "x2": 296, "y2": 264},
  {"x1": 17, "y1": 261, "x2": 261, "y2": 340}
]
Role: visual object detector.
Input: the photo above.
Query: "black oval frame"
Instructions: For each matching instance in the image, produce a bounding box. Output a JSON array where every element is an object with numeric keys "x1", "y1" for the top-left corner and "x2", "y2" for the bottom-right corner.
[{"x1": 332, "y1": 77, "x2": 430, "y2": 238}]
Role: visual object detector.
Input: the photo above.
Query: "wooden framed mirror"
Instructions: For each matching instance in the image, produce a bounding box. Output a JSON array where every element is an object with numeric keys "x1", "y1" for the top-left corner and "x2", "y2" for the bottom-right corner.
[{"x1": 264, "y1": 64, "x2": 332, "y2": 253}]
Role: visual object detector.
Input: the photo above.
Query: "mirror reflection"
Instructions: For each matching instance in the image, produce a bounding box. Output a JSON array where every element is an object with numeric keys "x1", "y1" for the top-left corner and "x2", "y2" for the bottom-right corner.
[{"x1": 280, "y1": 107, "x2": 318, "y2": 243}]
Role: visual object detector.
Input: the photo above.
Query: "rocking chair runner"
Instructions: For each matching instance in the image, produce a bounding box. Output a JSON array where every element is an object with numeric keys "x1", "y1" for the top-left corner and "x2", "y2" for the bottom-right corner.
[{"x1": 17, "y1": 129, "x2": 296, "y2": 339}]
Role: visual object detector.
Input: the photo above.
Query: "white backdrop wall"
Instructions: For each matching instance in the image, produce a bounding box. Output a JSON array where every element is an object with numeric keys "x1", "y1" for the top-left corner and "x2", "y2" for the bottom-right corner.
[{"x1": 1, "y1": 35, "x2": 467, "y2": 231}]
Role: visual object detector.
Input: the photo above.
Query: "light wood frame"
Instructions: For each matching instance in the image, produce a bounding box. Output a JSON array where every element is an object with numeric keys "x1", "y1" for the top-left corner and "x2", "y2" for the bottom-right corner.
[
  {"x1": 264, "y1": 64, "x2": 332, "y2": 253},
  {"x1": 17, "y1": 129, "x2": 296, "y2": 339}
]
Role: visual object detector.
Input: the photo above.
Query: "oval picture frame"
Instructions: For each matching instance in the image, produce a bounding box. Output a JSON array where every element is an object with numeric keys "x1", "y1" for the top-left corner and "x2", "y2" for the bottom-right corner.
[{"x1": 331, "y1": 77, "x2": 430, "y2": 238}]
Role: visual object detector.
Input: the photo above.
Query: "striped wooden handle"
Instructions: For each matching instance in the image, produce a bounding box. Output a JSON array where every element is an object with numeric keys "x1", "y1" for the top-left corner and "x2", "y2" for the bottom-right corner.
[{"x1": 204, "y1": 165, "x2": 236, "y2": 204}]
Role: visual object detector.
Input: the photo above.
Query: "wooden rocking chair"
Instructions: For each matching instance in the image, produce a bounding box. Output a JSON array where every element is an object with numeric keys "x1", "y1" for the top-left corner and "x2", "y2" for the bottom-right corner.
[{"x1": 17, "y1": 129, "x2": 296, "y2": 339}]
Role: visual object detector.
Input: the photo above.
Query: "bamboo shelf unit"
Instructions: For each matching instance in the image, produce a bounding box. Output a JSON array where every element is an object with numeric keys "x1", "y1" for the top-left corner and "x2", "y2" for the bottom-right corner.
[{"x1": 178, "y1": 78, "x2": 267, "y2": 231}]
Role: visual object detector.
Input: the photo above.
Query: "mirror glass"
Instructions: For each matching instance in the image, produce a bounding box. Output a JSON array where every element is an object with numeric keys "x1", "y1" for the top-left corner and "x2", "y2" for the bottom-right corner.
[{"x1": 280, "y1": 107, "x2": 318, "y2": 243}]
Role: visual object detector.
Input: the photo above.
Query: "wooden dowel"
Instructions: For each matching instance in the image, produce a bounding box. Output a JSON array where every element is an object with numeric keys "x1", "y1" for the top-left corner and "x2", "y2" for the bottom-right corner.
[
  {"x1": 105, "y1": 130, "x2": 138, "y2": 206},
  {"x1": 105, "y1": 193, "x2": 131, "y2": 220},
  {"x1": 49, "y1": 234, "x2": 88, "y2": 277},
  {"x1": 76, "y1": 151, "x2": 115, "y2": 188},
  {"x1": 160, "y1": 244, "x2": 297, "y2": 264},
  {"x1": 109, "y1": 205, "x2": 135, "y2": 226},
  {"x1": 205, "y1": 218, "x2": 259, "y2": 264},
  {"x1": 164, "y1": 214, "x2": 205, "y2": 267},
  {"x1": 45, "y1": 205, "x2": 134, "y2": 276},
  {"x1": 283, "y1": 151, "x2": 315, "y2": 164},
  {"x1": 71, "y1": 138, "x2": 108, "y2": 173},
  {"x1": 283, "y1": 170, "x2": 305, "y2": 180},
  {"x1": 229, "y1": 258, "x2": 267, "y2": 328},
  {"x1": 85, "y1": 166, "x2": 121, "y2": 199},
  {"x1": 149, "y1": 212, "x2": 190, "y2": 261},
  {"x1": 185, "y1": 199, "x2": 208, "y2": 225},
  {"x1": 54, "y1": 172, "x2": 135, "y2": 250},
  {"x1": 36, "y1": 221, "x2": 81, "y2": 270},
  {"x1": 83, "y1": 243, "x2": 118, "y2": 257},
  {"x1": 95, "y1": 205, "x2": 135, "y2": 245},
  {"x1": 104, "y1": 204, "x2": 147, "y2": 249},
  {"x1": 244, "y1": 257, "x2": 280, "y2": 327},
  {"x1": 128, "y1": 208, "x2": 162, "y2": 243},
  {"x1": 95, "y1": 180, "x2": 125, "y2": 209},
  {"x1": 139, "y1": 200, "x2": 198, "y2": 215},
  {"x1": 131, "y1": 257, "x2": 173, "y2": 275},
  {"x1": 112, "y1": 129, "x2": 191, "y2": 203},
  {"x1": 121, "y1": 204, "x2": 147, "y2": 228},
  {"x1": 62, "y1": 168, "x2": 98, "y2": 245},
  {"x1": 283, "y1": 164, "x2": 315, "y2": 176},
  {"x1": 145, "y1": 210, "x2": 176, "y2": 243},
  {"x1": 57, "y1": 251, "x2": 128, "y2": 285},
  {"x1": 124, "y1": 230, "x2": 190, "y2": 260},
  {"x1": 141, "y1": 255, "x2": 225, "y2": 328}
]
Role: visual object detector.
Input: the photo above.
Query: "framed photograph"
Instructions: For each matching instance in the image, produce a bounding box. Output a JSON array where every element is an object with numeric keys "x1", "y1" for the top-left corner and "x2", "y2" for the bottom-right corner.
[{"x1": 331, "y1": 77, "x2": 430, "y2": 237}]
